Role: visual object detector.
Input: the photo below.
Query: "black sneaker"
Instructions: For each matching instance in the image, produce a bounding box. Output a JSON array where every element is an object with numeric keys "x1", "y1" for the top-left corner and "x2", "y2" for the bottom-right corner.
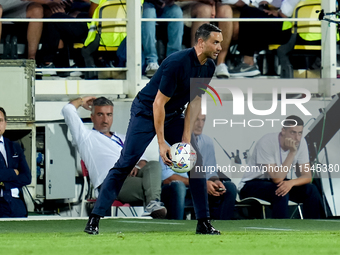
[
  {"x1": 196, "y1": 220, "x2": 221, "y2": 235},
  {"x1": 229, "y1": 62, "x2": 261, "y2": 77},
  {"x1": 84, "y1": 215, "x2": 100, "y2": 235}
]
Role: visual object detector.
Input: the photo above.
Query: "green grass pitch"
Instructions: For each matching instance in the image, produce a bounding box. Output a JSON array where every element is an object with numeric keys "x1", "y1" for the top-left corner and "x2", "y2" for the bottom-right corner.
[{"x1": 0, "y1": 219, "x2": 340, "y2": 255}]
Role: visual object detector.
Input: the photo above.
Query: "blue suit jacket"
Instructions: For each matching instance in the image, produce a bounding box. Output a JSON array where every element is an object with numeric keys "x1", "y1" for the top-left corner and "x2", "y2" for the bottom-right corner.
[{"x1": 0, "y1": 137, "x2": 31, "y2": 217}]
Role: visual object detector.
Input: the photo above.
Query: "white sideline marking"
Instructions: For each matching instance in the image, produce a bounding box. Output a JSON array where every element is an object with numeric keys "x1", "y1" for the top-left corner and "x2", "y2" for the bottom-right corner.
[
  {"x1": 243, "y1": 227, "x2": 297, "y2": 231},
  {"x1": 0, "y1": 216, "x2": 152, "y2": 222},
  {"x1": 118, "y1": 220, "x2": 185, "y2": 225},
  {"x1": 315, "y1": 220, "x2": 340, "y2": 223}
]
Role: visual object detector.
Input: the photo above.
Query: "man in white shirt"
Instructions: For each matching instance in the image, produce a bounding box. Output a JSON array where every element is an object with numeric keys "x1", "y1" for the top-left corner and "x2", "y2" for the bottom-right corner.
[
  {"x1": 239, "y1": 115, "x2": 323, "y2": 218},
  {"x1": 62, "y1": 96, "x2": 166, "y2": 218},
  {"x1": 161, "y1": 113, "x2": 237, "y2": 219},
  {"x1": 0, "y1": 107, "x2": 31, "y2": 217}
]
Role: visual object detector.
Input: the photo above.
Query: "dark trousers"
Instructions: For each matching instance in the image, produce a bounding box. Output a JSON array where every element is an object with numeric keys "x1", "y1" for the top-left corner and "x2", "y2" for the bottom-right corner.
[
  {"x1": 240, "y1": 179, "x2": 323, "y2": 219},
  {"x1": 41, "y1": 12, "x2": 88, "y2": 63},
  {"x1": 92, "y1": 98, "x2": 210, "y2": 219},
  {"x1": 162, "y1": 180, "x2": 237, "y2": 220},
  {"x1": 238, "y1": 5, "x2": 291, "y2": 57},
  {"x1": 209, "y1": 181, "x2": 237, "y2": 220},
  {"x1": 0, "y1": 196, "x2": 27, "y2": 218}
]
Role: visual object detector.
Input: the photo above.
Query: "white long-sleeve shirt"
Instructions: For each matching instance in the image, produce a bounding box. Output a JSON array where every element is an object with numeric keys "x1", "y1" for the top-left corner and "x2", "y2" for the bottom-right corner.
[{"x1": 62, "y1": 103, "x2": 146, "y2": 190}]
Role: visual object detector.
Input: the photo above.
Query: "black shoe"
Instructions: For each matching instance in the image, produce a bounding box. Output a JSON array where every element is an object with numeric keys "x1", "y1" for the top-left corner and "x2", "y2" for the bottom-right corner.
[
  {"x1": 196, "y1": 220, "x2": 221, "y2": 235},
  {"x1": 84, "y1": 215, "x2": 100, "y2": 235}
]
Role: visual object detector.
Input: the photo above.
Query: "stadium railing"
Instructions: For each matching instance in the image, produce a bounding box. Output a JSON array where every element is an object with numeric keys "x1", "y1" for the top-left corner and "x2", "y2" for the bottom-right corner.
[{"x1": 0, "y1": 0, "x2": 337, "y2": 101}]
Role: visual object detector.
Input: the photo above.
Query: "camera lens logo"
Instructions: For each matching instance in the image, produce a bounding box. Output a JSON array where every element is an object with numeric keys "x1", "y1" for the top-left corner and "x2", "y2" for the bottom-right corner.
[{"x1": 199, "y1": 84, "x2": 222, "y2": 107}]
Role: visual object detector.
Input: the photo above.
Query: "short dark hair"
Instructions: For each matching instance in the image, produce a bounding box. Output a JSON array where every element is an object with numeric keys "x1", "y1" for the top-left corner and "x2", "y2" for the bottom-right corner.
[
  {"x1": 194, "y1": 23, "x2": 221, "y2": 44},
  {"x1": 92, "y1": 97, "x2": 113, "y2": 113},
  {"x1": 283, "y1": 115, "x2": 304, "y2": 127},
  {"x1": 0, "y1": 107, "x2": 7, "y2": 121}
]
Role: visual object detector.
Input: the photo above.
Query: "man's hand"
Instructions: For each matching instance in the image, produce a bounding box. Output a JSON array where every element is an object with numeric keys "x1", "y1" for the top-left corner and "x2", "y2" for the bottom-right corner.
[
  {"x1": 159, "y1": 142, "x2": 172, "y2": 166},
  {"x1": 14, "y1": 169, "x2": 19, "y2": 176},
  {"x1": 50, "y1": 4, "x2": 65, "y2": 14},
  {"x1": 181, "y1": 136, "x2": 191, "y2": 145},
  {"x1": 70, "y1": 96, "x2": 96, "y2": 110},
  {"x1": 45, "y1": 1, "x2": 65, "y2": 13},
  {"x1": 129, "y1": 167, "x2": 139, "y2": 177},
  {"x1": 82, "y1": 96, "x2": 96, "y2": 110},
  {"x1": 285, "y1": 138, "x2": 298, "y2": 153},
  {"x1": 207, "y1": 180, "x2": 226, "y2": 196},
  {"x1": 263, "y1": 9, "x2": 279, "y2": 17},
  {"x1": 275, "y1": 180, "x2": 294, "y2": 197}
]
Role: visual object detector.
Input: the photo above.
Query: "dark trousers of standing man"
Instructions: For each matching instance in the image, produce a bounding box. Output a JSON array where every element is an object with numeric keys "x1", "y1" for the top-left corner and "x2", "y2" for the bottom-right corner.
[
  {"x1": 41, "y1": 12, "x2": 88, "y2": 63},
  {"x1": 92, "y1": 97, "x2": 210, "y2": 219},
  {"x1": 240, "y1": 179, "x2": 323, "y2": 219},
  {"x1": 238, "y1": 5, "x2": 291, "y2": 57}
]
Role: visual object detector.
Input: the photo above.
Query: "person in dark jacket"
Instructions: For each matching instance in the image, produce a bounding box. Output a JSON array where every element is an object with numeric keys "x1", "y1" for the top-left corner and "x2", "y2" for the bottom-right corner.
[{"x1": 0, "y1": 107, "x2": 31, "y2": 217}]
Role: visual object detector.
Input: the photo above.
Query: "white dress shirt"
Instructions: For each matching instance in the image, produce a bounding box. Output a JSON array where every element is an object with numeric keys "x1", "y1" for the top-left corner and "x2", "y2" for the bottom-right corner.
[
  {"x1": 0, "y1": 135, "x2": 19, "y2": 198},
  {"x1": 0, "y1": 135, "x2": 8, "y2": 166},
  {"x1": 62, "y1": 103, "x2": 147, "y2": 190}
]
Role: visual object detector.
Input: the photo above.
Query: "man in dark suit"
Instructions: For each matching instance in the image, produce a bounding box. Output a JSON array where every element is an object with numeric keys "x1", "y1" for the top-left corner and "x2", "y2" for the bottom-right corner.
[{"x1": 0, "y1": 107, "x2": 31, "y2": 217}]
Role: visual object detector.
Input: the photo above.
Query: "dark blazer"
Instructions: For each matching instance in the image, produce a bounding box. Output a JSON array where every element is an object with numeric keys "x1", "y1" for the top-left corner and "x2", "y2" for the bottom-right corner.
[{"x1": 0, "y1": 137, "x2": 31, "y2": 217}]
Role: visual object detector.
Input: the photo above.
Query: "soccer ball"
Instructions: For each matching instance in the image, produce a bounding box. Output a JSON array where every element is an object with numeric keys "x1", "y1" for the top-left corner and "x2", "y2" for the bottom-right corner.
[{"x1": 170, "y1": 143, "x2": 197, "y2": 173}]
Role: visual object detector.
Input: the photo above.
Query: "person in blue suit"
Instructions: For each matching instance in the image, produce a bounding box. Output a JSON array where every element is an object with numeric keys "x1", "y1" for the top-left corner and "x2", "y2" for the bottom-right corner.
[{"x1": 0, "y1": 107, "x2": 31, "y2": 218}]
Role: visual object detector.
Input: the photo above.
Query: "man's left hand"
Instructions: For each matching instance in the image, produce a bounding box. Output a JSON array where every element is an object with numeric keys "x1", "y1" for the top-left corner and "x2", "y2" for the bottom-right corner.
[
  {"x1": 129, "y1": 167, "x2": 139, "y2": 177},
  {"x1": 275, "y1": 180, "x2": 294, "y2": 197},
  {"x1": 181, "y1": 135, "x2": 190, "y2": 145}
]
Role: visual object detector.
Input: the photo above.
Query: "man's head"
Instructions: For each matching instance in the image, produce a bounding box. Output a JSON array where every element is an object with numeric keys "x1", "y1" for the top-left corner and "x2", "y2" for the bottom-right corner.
[
  {"x1": 281, "y1": 115, "x2": 304, "y2": 147},
  {"x1": 0, "y1": 107, "x2": 7, "y2": 137},
  {"x1": 194, "y1": 23, "x2": 223, "y2": 60},
  {"x1": 90, "y1": 97, "x2": 114, "y2": 136},
  {"x1": 193, "y1": 113, "x2": 206, "y2": 136}
]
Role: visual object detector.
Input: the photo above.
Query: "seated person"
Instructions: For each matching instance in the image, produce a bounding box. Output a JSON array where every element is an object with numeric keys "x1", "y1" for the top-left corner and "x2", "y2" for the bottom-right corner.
[
  {"x1": 40, "y1": 0, "x2": 95, "y2": 72},
  {"x1": 229, "y1": 0, "x2": 300, "y2": 77},
  {"x1": 239, "y1": 115, "x2": 324, "y2": 219},
  {"x1": 62, "y1": 96, "x2": 166, "y2": 219},
  {"x1": 142, "y1": 0, "x2": 183, "y2": 77},
  {"x1": 0, "y1": 107, "x2": 31, "y2": 217},
  {"x1": 0, "y1": 0, "x2": 46, "y2": 59},
  {"x1": 161, "y1": 113, "x2": 237, "y2": 220},
  {"x1": 183, "y1": 0, "x2": 248, "y2": 78}
]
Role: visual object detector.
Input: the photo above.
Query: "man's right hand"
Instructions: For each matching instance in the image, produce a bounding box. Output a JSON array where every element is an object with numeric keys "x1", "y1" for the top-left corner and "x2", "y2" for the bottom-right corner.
[
  {"x1": 207, "y1": 180, "x2": 224, "y2": 196},
  {"x1": 285, "y1": 138, "x2": 298, "y2": 153},
  {"x1": 159, "y1": 142, "x2": 172, "y2": 166},
  {"x1": 263, "y1": 9, "x2": 279, "y2": 17},
  {"x1": 81, "y1": 96, "x2": 96, "y2": 110},
  {"x1": 14, "y1": 169, "x2": 19, "y2": 176}
]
